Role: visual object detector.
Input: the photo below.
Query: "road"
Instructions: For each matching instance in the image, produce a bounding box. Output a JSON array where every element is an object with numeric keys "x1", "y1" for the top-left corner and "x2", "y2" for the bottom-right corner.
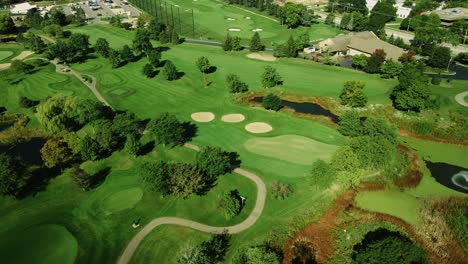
[{"x1": 116, "y1": 143, "x2": 267, "y2": 264}]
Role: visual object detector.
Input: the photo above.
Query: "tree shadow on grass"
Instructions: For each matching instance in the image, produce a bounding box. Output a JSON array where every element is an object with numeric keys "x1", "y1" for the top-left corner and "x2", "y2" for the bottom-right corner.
[
  {"x1": 182, "y1": 122, "x2": 198, "y2": 143},
  {"x1": 156, "y1": 46, "x2": 170, "y2": 52},
  {"x1": 90, "y1": 167, "x2": 111, "y2": 189},
  {"x1": 206, "y1": 66, "x2": 217, "y2": 74},
  {"x1": 138, "y1": 141, "x2": 155, "y2": 156}
]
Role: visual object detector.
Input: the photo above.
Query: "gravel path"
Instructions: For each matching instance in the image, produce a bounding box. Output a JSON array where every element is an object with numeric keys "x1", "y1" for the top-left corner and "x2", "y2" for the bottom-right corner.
[
  {"x1": 116, "y1": 144, "x2": 266, "y2": 264},
  {"x1": 455, "y1": 91, "x2": 468, "y2": 107}
]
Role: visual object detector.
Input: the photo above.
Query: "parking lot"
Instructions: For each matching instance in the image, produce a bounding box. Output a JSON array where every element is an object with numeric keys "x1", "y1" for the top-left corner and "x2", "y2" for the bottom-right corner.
[{"x1": 61, "y1": 0, "x2": 141, "y2": 23}]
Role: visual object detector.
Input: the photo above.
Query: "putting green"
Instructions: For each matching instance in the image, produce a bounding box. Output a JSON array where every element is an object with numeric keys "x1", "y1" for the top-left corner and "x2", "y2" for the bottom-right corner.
[
  {"x1": 107, "y1": 87, "x2": 135, "y2": 98},
  {"x1": 102, "y1": 187, "x2": 143, "y2": 214},
  {"x1": 0, "y1": 51, "x2": 13, "y2": 62},
  {"x1": 244, "y1": 135, "x2": 339, "y2": 165},
  {"x1": 0, "y1": 224, "x2": 78, "y2": 264}
]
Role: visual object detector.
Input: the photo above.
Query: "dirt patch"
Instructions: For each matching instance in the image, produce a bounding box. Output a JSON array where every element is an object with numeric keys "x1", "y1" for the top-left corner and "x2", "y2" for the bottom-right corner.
[
  {"x1": 246, "y1": 53, "x2": 277, "y2": 61},
  {"x1": 399, "y1": 129, "x2": 468, "y2": 146},
  {"x1": 12, "y1": 51, "x2": 34, "y2": 61},
  {"x1": 394, "y1": 144, "x2": 423, "y2": 188},
  {"x1": 221, "y1": 113, "x2": 245, "y2": 123},
  {"x1": 191, "y1": 112, "x2": 215, "y2": 122},
  {"x1": 245, "y1": 122, "x2": 272, "y2": 133}
]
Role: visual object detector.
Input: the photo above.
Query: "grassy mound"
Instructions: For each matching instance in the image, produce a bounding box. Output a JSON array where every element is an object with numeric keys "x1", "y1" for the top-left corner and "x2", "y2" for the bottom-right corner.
[
  {"x1": 107, "y1": 87, "x2": 136, "y2": 98},
  {"x1": 101, "y1": 187, "x2": 143, "y2": 215},
  {"x1": 244, "y1": 135, "x2": 339, "y2": 165},
  {"x1": 0, "y1": 225, "x2": 78, "y2": 264},
  {"x1": 0, "y1": 51, "x2": 13, "y2": 62}
]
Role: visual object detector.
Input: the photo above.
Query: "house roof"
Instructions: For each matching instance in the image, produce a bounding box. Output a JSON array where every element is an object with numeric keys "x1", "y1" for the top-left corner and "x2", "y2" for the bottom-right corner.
[
  {"x1": 318, "y1": 31, "x2": 404, "y2": 61},
  {"x1": 10, "y1": 3, "x2": 37, "y2": 14},
  {"x1": 424, "y1": 8, "x2": 468, "y2": 22}
]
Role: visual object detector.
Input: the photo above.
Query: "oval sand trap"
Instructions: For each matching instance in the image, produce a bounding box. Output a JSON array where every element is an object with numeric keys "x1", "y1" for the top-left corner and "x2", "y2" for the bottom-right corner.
[
  {"x1": 245, "y1": 122, "x2": 272, "y2": 133},
  {"x1": 247, "y1": 53, "x2": 277, "y2": 61},
  {"x1": 252, "y1": 28, "x2": 263, "y2": 32},
  {"x1": 191, "y1": 112, "x2": 215, "y2": 122},
  {"x1": 221, "y1": 113, "x2": 245, "y2": 123},
  {"x1": 228, "y1": 28, "x2": 241, "y2": 32}
]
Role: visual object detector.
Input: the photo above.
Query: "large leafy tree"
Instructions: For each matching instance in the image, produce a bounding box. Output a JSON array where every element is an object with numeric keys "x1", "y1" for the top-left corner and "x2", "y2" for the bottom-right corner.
[
  {"x1": 147, "y1": 113, "x2": 186, "y2": 145},
  {"x1": 40, "y1": 138, "x2": 74, "y2": 169},
  {"x1": 262, "y1": 93, "x2": 282, "y2": 111},
  {"x1": 339, "y1": 81, "x2": 368, "y2": 107},
  {"x1": 124, "y1": 134, "x2": 141, "y2": 157},
  {"x1": 139, "y1": 160, "x2": 171, "y2": 195},
  {"x1": 261, "y1": 66, "x2": 282, "y2": 88},
  {"x1": 368, "y1": 0, "x2": 397, "y2": 34},
  {"x1": 0, "y1": 154, "x2": 31, "y2": 198},
  {"x1": 162, "y1": 60, "x2": 179, "y2": 81},
  {"x1": 338, "y1": 110, "x2": 362, "y2": 136},
  {"x1": 280, "y1": 3, "x2": 307, "y2": 28},
  {"x1": 196, "y1": 56, "x2": 211, "y2": 86},
  {"x1": 169, "y1": 163, "x2": 205, "y2": 199},
  {"x1": 80, "y1": 135, "x2": 102, "y2": 161},
  {"x1": 147, "y1": 48, "x2": 160, "y2": 67},
  {"x1": 222, "y1": 33, "x2": 233, "y2": 51},
  {"x1": 196, "y1": 146, "x2": 237, "y2": 178},
  {"x1": 0, "y1": 14, "x2": 15, "y2": 34},
  {"x1": 95, "y1": 38, "x2": 110, "y2": 58},
  {"x1": 427, "y1": 46, "x2": 451, "y2": 69},
  {"x1": 391, "y1": 63, "x2": 430, "y2": 112},
  {"x1": 226, "y1": 74, "x2": 248, "y2": 93},
  {"x1": 365, "y1": 49, "x2": 386, "y2": 73},
  {"x1": 219, "y1": 190, "x2": 241, "y2": 219}
]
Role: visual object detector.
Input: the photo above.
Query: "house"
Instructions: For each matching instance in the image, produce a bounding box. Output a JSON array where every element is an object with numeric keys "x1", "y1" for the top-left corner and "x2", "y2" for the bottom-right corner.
[
  {"x1": 318, "y1": 31, "x2": 405, "y2": 61},
  {"x1": 423, "y1": 8, "x2": 468, "y2": 26},
  {"x1": 10, "y1": 2, "x2": 37, "y2": 15}
]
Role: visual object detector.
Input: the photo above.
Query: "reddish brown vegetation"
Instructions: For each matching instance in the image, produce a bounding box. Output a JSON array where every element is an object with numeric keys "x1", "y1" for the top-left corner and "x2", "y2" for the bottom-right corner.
[
  {"x1": 399, "y1": 129, "x2": 468, "y2": 146},
  {"x1": 394, "y1": 144, "x2": 423, "y2": 188}
]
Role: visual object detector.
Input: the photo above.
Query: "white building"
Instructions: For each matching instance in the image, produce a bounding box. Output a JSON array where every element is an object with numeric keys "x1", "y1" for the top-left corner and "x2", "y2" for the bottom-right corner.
[
  {"x1": 366, "y1": 0, "x2": 412, "y2": 19},
  {"x1": 10, "y1": 2, "x2": 37, "y2": 15}
]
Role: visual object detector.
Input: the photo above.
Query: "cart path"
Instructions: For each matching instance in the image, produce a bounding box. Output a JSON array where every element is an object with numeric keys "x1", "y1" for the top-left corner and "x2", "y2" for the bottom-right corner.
[
  {"x1": 116, "y1": 144, "x2": 267, "y2": 264},
  {"x1": 455, "y1": 91, "x2": 468, "y2": 107}
]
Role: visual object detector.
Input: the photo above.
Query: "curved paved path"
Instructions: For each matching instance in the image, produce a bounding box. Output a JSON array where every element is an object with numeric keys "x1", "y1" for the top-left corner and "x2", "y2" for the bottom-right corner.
[
  {"x1": 116, "y1": 144, "x2": 266, "y2": 264},
  {"x1": 455, "y1": 91, "x2": 468, "y2": 107}
]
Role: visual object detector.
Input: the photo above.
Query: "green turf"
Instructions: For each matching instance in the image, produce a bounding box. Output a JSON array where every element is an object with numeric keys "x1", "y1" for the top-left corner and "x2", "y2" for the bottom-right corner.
[
  {"x1": 244, "y1": 134, "x2": 339, "y2": 165},
  {"x1": 0, "y1": 44, "x2": 24, "y2": 63},
  {"x1": 101, "y1": 187, "x2": 143, "y2": 215},
  {"x1": 0, "y1": 51, "x2": 13, "y2": 61},
  {"x1": 0, "y1": 224, "x2": 78, "y2": 264}
]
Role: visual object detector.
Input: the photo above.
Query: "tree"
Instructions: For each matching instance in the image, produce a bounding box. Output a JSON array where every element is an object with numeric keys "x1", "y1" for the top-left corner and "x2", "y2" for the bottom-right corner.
[
  {"x1": 339, "y1": 81, "x2": 368, "y2": 107},
  {"x1": 196, "y1": 56, "x2": 211, "y2": 86},
  {"x1": 80, "y1": 135, "x2": 102, "y2": 161},
  {"x1": 196, "y1": 146, "x2": 237, "y2": 178},
  {"x1": 427, "y1": 46, "x2": 451, "y2": 69},
  {"x1": 108, "y1": 48, "x2": 124, "y2": 68},
  {"x1": 250, "y1": 32, "x2": 263, "y2": 52},
  {"x1": 365, "y1": 49, "x2": 386, "y2": 73},
  {"x1": 232, "y1": 36, "x2": 242, "y2": 51},
  {"x1": 280, "y1": 3, "x2": 307, "y2": 28},
  {"x1": 139, "y1": 160, "x2": 171, "y2": 195},
  {"x1": 219, "y1": 190, "x2": 241, "y2": 219},
  {"x1": 325, "y1": 13, "x2": 336, "y2": 26},
  {"x1": 95, "y1": 38, "x2": 110, "y2": 58},
  {"x1": 146, "y1": 112, "x2": 186, "y2": 145},
  {"x1": 362, "y1": 117, "x2": 397, "y2": 145},
  {"x1": 120, "y1": 45, "x2": 134, "y2": 62},
  {"x1": 133, "y1": 29, "x2": 152, "y2": 55},
  {"x1": 291, "y1": 237, "x2": 316, "y2": 264},
  {"x1": 70, "y1": 165, "x2": 92, "y2": 190},
  {"x1": 159, "y1": 29, "x2": 170, "y2": 44},
  {"x1": 69, "y1": 33, "x2": 91, "y2": 61},
  {"x1": 296, "y1": 31, "x2": 310, "y2": 50},
  {"x1": 270, "y1": 181, "x2": 292, "y2": 199},
  {"x1": 43, "y1": 24, "x2": 63, "y2": 38},
  {"x1": 170, "y1": 163, "x2": 205, "y2": 198},
  {"x1": 199, "y1": 231, "x2": 231, "y2": 263},
  {"x1": 10, "y1": 60, "x2": 33, "y2": 74},
  {"x1": 143, "y1": 63, "x2": 154, "y2": 78},
  {"x1": 226, "y1": 74, "x2": 248, "y2": 93},
  {"x1": 338, "y1": 110, "x2": 362, "y2": 136},
  {"x1": 162, "y1": 60, "x2": 178, "y2": 80},
  {"x1": 36, "y1": 95, "x2": 79, "y2": 133},
  {"x1": 222, "y1": 33, "x2": 233, "y2": 51},
  {"x1": 40, "y1": 138, "x2": 74, "y2": 169},
  {"x1": 284, "y1": 35, "x2": 298, "y2": 57},
  {"x1": 368, "y1": 0, "x2": 397, "y2": 34},
  {"x1": 0, "y1": 154, "x2": 31, "y2": 198},
  {"x1": 125, "y1": 134, "x2": 141, "y2": 157},
  {"x1": 262, "y1": 93, "x2": 282, "y2": 111},
  {"x1": 93, "y1": 120, "x2": 120, "y2": 154},
  {"x1": 148, "y1": 19, "x2": 165, "y2": 40},
  {"x1": 28, "y1": 34, "x2": 46, "y2": 53},
  {"x1": 48, "y1": 7, "x2": 67, "y2": 26},
  {"x1": 147, "y1": 48, "x2": 161, "y2": 66},
  {"x1": 380, "y1": 59, "x2": 402, "y2": 79},
  {"x1": 352, "y1": 54, "x2": 368, "y2": 69},
  {"x1": 234, "y1": 247, "x2": 280, "y2": 264},
  {"x1": 261, "y1": 66, "x2": 282, "y2": 88},
  {"x1": 331, "y1": 146, "x2": 361, "y2": 173},
  {"x1": 309, "y1": 159, "x2": 335, "y2": 189},
  {"x1": 0, "y1": 14, "x2": 15, "y2": 34},
  {"x1": 112, "y1": 111, "x2": 144, "y2": 138},
  {"x1": 392, "y1": 82, "x2": 431, "y2": 112}
]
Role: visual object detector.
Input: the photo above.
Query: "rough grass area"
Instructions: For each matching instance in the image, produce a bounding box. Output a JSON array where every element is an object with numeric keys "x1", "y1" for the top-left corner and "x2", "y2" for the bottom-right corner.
[
  {"x1": 0, "y1": 51, "x2": 13, "y2": 62},
  {"x1": 244, "y1": 135, "x2": 339, "y2": 165},
  {"x1": 0, "y1": 224, "x2": 78, "y2": 264}
]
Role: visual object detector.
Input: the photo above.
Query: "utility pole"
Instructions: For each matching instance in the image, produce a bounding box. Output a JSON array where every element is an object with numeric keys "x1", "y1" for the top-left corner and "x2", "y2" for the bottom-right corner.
[{"x1": 406, "y1": 17, "x2": 411, "y2": 31}]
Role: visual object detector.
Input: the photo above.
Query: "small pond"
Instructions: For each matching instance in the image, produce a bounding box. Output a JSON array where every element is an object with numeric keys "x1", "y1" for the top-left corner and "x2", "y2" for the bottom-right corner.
[
  {"x1": 251, "y1": 97, "x2": 340, "y2": 123},
  {"x1": 425, "y1": 161, "x2": 468, "y2": 194},
  {"x1": 0, "y1": 138, "x2": 46, "y2": 165}
]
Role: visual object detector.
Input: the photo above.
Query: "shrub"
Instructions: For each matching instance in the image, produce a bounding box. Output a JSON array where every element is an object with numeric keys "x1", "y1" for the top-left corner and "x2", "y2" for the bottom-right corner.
[
  {"x1": 270, "y1": 181, "x2": 293, "y2": 199},
  {"x1": 219, "y1": 190, "x2": 242, "y2": 219},
  {"x1": 413, "y1": 121, "x2": 433, "y2": 135},
  {"x1": 431, "y1": 75, "x2": 442, "y2": 85},
  {"x1": 19, "y1": 96, "x2": 38, "y2": 108},
  {"x1": 309, "y1": 159, "x2": 335, "y2": 189},
  {"x1": 262, "y1": 93, "x2": 282, "y2": 111}
]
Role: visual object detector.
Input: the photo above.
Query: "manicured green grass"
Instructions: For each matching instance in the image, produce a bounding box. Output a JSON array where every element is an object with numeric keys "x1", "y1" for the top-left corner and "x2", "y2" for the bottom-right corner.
[
  {"x1": 0, "y1": 44, "x2": 24, "y2": 63},
  {"x1": 0, "y1": 51, "x2": 12, "y2": 61},
  {"x1": 244, "y1": 134, "x2": 339, "y2": 165},
  {"x1": 101, "y1": 187, "x2": 143, "y2": 215},
  {"x1": 0, "y1": 224, "x2": 78, "y2": 264},
  {"x1": 133, "y1": 0, "x2": 342, "y2": 45}
]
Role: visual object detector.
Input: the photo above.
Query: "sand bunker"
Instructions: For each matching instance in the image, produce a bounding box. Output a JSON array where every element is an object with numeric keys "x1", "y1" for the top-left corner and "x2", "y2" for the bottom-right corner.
[
  {"x1": 245, "y1": 16, "x2": 251, "y2": 19},
  {"x1": 227, "y1": 18, "x2": 236, "y2": 21},
  {"x1": 247, "y1": 53, "x2": 277, "y2": 62},
  {"x1": 252, "y1": 28, "x2": 263, "y2": 32},
  {"x1": 245, "y1": 122, "x2": 273, "y2": 133},
  {"x1": 12, "y1": 51, "x2": 34, "y2": 61},
  {"x1": 0, "y1": 63, "x2": 10, "y2": 70},
  {"x1": 191, "y1": 112, "x2": 215, "y2": 122},
  {"x1": 221, "y1": 113, "x2": 245, "y2": 123},
  {"x1": 228, "y1": 28, "x2": 241, "y2": 32}
]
